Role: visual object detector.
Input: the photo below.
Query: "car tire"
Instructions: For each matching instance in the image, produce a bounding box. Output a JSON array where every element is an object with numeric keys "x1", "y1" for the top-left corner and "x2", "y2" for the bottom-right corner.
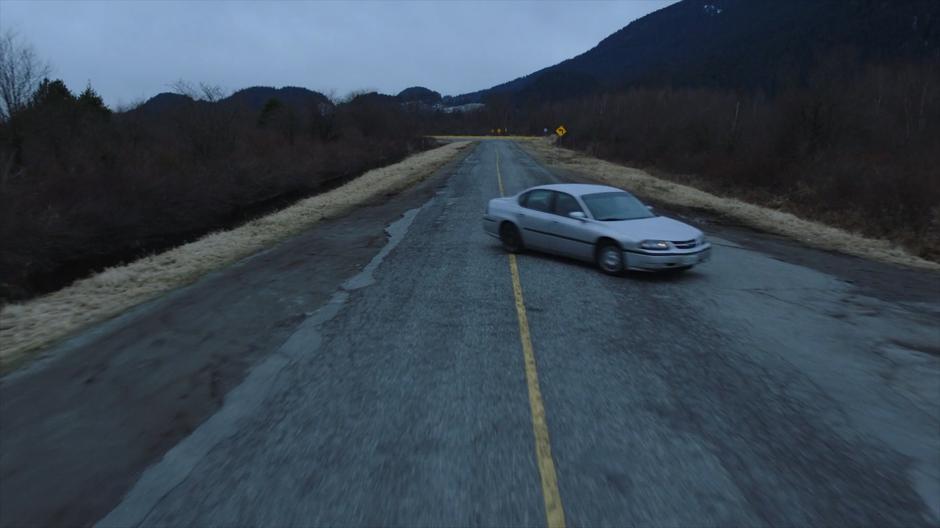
[
  {"x1": 596, "y1": 242, "x2": 624, "y2": 275},
  {"x1": 500, "y1": 223, "x2": 524, "y2": 253}
]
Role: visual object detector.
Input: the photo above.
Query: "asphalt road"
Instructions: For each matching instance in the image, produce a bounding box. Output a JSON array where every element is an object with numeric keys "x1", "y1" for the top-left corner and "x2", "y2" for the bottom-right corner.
[{"x1": 3, "y1": 140, "x2": 939, "y2": 527}]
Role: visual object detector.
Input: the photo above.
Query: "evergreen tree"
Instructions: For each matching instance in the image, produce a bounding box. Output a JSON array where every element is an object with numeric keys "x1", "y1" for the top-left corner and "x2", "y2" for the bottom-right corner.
[
  {"x1": 30, "y1": 78, "x2": 73, "y2": 107},
  {"x1": 78, "y1": 83, "x2": 110, "y2": 116}
]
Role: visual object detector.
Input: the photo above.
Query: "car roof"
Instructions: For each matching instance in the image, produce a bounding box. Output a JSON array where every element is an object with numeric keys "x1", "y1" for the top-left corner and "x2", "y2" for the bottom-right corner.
[{"x1": 524, "y1": 183, "x2": 626, "y2": 197}]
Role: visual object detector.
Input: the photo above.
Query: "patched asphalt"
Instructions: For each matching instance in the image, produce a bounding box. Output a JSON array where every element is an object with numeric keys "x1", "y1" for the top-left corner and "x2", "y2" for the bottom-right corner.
[{"x1": 2, "y1": 141, "x2": 938, "y2": 527}]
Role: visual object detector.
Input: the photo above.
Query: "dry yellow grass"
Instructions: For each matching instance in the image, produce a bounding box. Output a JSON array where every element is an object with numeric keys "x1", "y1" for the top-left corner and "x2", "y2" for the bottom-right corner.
[
  {"x1": 523, "y1": 139, "x2": 940, "y2": 272},
  {"x1": 0, "y1": 141, "x2": 473, "y2": 368}
]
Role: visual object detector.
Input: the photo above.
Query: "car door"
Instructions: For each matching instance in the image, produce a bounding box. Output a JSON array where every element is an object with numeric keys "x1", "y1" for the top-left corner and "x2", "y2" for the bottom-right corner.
[
  {"x1": 546, "y1": 191, "x2": 596, "y2": 261},
  {"x1": 516, "y1": 189, "x2": 556, "y2": 251}
]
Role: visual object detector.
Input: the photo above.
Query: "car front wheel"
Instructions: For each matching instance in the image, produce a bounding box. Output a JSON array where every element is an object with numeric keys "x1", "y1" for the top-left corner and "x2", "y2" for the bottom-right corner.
[{"x1": 596, "y1": 242, "x2": 624, "y2": 275}]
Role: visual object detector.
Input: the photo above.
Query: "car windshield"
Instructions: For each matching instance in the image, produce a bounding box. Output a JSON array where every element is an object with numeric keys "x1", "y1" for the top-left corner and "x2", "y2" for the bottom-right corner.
[{"x1": 581, "y1": 192, "x2": 654, "y2": 221}]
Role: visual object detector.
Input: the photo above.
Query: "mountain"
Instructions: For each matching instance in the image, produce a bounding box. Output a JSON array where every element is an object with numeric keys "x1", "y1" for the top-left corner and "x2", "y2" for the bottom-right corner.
[
  {"x1": 132, "y1": 92, "x2": 192, "y2": 114},
  {"x1": 132, "y1": 86, "x2": 445, "y2": 116},
  {"x1": 396, "y1": 86, "x2": 442, "y2": 104},
  {"x1": 134, "y1": 86, "x2": 332, "y2": 114},
  {"x1": 453, "y1": 0, "x2": 940, "y2": 104},
  {"x1": 225, "y1": 86, "x2": 332, "y2": 111},
  {"x1": 347, "y1": 91, "x2": 398, "y2": 105}
]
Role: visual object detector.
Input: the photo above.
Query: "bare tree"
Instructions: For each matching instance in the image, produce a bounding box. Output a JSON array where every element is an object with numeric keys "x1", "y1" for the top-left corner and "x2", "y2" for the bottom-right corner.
[
  {"x1": 171, "y1": 79, "x2": 226, "y2": 102},
  {"x1": 0, "y1": 30, "x2": 51, "y2": 121}
]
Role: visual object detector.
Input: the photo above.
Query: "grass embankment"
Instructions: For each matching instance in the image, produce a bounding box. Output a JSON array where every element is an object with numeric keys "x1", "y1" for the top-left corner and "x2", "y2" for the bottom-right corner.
[
  {"x1": 0, "y1": 141, "x2": 472, "y2": 370},
  {"x1": 522, "y1": 139, "x2": 940, "y2": 271}
]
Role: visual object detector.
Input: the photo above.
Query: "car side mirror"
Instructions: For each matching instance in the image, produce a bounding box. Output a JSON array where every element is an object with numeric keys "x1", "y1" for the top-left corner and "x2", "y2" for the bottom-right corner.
[{"x1": 569, "y1": 211, "x2": 587, "y2": 220}]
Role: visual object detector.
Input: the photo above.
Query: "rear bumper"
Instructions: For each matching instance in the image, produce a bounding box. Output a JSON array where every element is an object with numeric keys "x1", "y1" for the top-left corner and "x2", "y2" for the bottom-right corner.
[{"x1": 625, "y1": 246, "x2": 711, "y2": 271}]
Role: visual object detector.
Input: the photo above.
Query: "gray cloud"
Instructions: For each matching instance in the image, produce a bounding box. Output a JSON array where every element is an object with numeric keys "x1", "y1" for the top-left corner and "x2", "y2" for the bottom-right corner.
[{"x1": 1, "y1": 0, "x2": 676, "y2": 107}]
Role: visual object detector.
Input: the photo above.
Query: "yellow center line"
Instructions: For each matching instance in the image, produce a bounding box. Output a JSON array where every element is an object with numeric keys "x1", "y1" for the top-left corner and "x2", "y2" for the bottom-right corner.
[
  {"x1": 496, "y1": 149, "x2": 505, "y2": 196},
  {"x1": 496, "y1": 147, "x2": 566, "y2": 528}
]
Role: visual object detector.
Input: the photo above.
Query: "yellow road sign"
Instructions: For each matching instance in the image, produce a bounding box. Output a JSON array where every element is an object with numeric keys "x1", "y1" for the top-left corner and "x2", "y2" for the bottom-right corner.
[{"x1": 555, "y1": 125, "x2": 567, "y2": 137}]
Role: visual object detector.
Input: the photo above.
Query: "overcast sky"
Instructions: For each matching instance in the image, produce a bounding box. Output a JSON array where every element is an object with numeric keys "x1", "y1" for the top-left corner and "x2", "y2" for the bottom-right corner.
[{"x1": 1, "y1": 0, "x2": 676, "y2": 107}]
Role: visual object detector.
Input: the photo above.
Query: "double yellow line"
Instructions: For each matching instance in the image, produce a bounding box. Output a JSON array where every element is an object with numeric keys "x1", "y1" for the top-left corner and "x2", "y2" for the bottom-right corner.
[{"x1": 496, "y1": 149, "x2": 566, "y2": 528}]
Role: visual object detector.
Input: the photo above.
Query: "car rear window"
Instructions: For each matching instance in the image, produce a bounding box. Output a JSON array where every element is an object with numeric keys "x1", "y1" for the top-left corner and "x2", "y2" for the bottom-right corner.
[{"x1": 521, "y1": 189, "x2": 553, "y2": 213}]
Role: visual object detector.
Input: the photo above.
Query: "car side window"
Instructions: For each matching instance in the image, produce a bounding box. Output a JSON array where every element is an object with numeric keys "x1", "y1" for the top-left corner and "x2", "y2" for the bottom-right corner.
[
  {"x1": 521, "y1": 189, "x2": 553, "y2": 213},
  {"x1": 553, "y1": 192, "x2": 583, "y2": 217}
]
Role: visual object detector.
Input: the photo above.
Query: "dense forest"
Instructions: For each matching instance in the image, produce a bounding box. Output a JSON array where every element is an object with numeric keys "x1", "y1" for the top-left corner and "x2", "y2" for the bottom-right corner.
[{"x1": 0, "y1": 35, "x2": 430, "y2": 301}]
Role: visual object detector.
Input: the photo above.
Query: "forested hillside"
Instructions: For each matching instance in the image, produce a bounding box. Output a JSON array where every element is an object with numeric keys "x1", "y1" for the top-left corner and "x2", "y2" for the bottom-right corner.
[
  {"x1": 454, "y1": 0, "x2": 939, "y2": 103},
  {"x1": 428, "y1": 0, "x2": 940, "y2": 258}
]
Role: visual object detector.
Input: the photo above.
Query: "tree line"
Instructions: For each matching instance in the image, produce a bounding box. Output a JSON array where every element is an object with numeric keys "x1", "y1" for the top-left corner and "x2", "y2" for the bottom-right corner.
[
  {"x1": 0, "y1": 32, "x2": 429, "y2": 301},
  {"x1": 423, "y1": 50, "x2": 940, "y2": 260}
]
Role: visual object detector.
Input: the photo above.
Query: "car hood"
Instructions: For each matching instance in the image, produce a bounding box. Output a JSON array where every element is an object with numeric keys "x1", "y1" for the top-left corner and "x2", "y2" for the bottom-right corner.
[{"x1": 604, "y1": 216, "x2": 701, "y2": 241}]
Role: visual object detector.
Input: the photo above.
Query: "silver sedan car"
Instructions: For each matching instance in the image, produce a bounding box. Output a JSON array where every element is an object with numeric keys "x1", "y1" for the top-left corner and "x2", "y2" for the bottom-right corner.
[{"x1": 483, "y1": 183, "x2": 711, "y2": 274}]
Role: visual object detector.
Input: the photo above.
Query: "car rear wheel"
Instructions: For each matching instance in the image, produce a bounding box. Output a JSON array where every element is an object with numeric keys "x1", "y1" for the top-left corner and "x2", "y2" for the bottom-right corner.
[
  {"x1": 500, "y1": 223, "x2": 524, "y2": 253},
  {"x1": 596, "y1": 242, "x2": 624, "y2": 275}
]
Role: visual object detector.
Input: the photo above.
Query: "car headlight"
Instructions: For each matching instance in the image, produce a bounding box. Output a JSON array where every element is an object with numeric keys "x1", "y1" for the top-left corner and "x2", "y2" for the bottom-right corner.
[{"x1": 639, "y1": 240, "x2": 670, "y2": 250}]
